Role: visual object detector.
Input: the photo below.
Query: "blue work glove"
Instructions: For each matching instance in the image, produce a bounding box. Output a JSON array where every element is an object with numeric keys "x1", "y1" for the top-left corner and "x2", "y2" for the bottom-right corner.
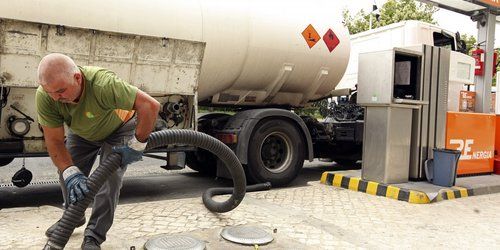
[
  {"x1": 112, "y1": 135, "x2": 147, "y2": 166},
  {"x1": 62, "y1": 166, "x2": 89, "y2": 205}
]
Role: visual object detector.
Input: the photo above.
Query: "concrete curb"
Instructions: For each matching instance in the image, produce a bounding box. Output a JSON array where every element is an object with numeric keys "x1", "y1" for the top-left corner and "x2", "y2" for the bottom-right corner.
[{"x1": 320, "y1": 172, "x2": 474, "y2": 204}]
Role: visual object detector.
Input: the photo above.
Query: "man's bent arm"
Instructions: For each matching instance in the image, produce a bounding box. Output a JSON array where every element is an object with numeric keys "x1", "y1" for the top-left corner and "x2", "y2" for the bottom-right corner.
[
  {"x1": 42, "y1": 125, "x2": 73, "y2": 172},
  {"x1": 133, "y1": 90, "x2": 160, "y2": 142}
]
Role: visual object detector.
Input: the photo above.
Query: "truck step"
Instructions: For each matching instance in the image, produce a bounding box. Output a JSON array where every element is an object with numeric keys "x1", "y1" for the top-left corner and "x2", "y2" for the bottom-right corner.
[{"x1": 0, "y1": 180, "x2": 59, "y2": 188}]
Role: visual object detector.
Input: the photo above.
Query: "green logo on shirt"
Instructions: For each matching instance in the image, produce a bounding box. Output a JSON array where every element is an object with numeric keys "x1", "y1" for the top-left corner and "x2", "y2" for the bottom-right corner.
[{"x1": 85, "y1": 111, "x2": 95, "y2": 119}]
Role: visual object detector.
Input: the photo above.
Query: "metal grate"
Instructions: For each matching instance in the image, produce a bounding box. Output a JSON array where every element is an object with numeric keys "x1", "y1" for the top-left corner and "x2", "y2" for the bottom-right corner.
[
  {"x1": 0, "y1": 180, "x2": 59, "y2": 188},
  {"x1": 144, "y1": 235, "x2": 206, "y2": 250},
  {"x1": 220, "y1": 226, "x2": 273, "y2": 245}
]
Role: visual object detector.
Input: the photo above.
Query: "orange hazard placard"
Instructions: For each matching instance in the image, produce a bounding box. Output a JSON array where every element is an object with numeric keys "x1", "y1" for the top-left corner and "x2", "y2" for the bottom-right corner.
[
  {"x1": 302, "y1": 24, "x2": 320, "y2": 48},
  {"x1": 323, "y1": 29, "x2": 340, "y2": 52},
  {"x1": 446, "y1": 112, "x2": 495, "y2": 175}
]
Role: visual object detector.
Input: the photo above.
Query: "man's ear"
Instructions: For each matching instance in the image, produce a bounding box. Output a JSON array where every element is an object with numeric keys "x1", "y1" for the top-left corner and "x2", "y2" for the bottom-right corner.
[{"x1": 74, "y1": 72, "x2": 82, "y2": 84}]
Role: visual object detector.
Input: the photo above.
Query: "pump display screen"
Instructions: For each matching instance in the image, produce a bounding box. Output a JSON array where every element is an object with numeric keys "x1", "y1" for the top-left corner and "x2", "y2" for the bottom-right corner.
[
  {"x1": 395, "y1": 61, "x2": 411, "y2": 85},
  {"x1": 393, "y1": 53, "x2": 420, "y2": 100}
]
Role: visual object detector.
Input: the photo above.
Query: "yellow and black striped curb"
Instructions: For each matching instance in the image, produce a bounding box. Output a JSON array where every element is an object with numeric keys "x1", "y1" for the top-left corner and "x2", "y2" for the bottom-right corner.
[
  {"x1": 320, "y1": 172, "x2": 474, "y2": 204},
  {"x1": 433, "y1": 187, "x2": 474, "y2": 202}
]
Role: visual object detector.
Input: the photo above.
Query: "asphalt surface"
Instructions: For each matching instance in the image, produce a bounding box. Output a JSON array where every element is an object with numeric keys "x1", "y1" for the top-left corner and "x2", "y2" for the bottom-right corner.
[{"x1": 0, "y1": 156, "x2": 343, "y2": 209}]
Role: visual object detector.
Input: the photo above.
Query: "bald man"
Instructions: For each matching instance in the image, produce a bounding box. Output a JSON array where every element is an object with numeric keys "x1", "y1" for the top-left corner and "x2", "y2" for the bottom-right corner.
[{"x1": 36, "y1": 53, "x2": 160, "y2": 249}]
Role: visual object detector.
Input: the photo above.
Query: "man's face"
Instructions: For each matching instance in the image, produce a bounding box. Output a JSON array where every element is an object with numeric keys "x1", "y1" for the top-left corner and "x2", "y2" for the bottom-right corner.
[{"x1": 42, "y1": 73, "x2": 82, "y2": 104}]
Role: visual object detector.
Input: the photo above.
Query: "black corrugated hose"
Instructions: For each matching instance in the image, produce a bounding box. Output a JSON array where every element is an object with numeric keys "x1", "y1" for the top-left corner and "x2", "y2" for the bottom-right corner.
[{"x1": 44, "y1": 129, "x2": 272, "y2": 249}]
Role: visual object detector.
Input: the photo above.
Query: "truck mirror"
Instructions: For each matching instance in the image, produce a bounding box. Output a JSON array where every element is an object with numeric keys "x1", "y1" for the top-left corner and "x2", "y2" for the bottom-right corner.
[{"x1": 455, "y1": 32, "x2": 467, "y2": 54}]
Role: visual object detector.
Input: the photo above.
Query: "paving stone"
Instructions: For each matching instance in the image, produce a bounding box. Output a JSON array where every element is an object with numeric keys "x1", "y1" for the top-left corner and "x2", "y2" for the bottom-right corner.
[{"x1": 2, "y1": 181, "x2": 500, "y2": 248}]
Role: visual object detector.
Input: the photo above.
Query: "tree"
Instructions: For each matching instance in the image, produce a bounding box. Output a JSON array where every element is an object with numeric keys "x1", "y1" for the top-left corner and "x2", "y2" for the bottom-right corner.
[
  {"x1": 343, "y1": 0, "x2": 437, "y2": 35},
  {"x1": 460, "y1": 34, "x2": 477, "y2": 55}
]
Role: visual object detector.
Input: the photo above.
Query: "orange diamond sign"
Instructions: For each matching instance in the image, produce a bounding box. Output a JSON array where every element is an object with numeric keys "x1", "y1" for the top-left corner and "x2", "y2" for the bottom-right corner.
[
  {"x1": 302, "y1": 24, "x2": 320, "y2": 48},
  {"x1": 323, "y1": 29, "x2": 340, "y2": 52}
]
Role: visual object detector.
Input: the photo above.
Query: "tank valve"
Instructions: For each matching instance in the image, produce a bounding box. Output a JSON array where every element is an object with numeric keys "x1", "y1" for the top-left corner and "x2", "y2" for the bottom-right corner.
[{"x1": 166, "y1": 102, "x2": 181, "y2": 114}]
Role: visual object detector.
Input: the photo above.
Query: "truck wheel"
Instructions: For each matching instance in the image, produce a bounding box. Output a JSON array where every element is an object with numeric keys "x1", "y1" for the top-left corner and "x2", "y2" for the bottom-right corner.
[
  {"x1": 0, "y1": 157, "x2": 14, "y2": 167},
  {"x1": 185, "y1": 150, "x2": 217, "y2": 176},
  {"x1": 247, "y1": 119, "x2": 305, "y2": 186}
]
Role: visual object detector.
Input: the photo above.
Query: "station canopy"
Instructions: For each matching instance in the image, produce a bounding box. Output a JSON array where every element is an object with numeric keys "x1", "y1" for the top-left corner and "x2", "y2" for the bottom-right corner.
[{"x1": 418, "y1": 0, "x2": 500, "y2": 18}]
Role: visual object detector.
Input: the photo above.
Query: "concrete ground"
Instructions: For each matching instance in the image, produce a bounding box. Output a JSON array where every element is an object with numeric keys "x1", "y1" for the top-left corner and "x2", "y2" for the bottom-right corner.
[{"x1": 2, "y1": 179, "x2": 500, "y2": 249}]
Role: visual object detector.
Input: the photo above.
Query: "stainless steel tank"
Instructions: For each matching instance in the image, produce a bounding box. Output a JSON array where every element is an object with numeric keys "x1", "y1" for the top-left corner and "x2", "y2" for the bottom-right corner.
[{"x1": 0, "y1": 0, "x2": 350, "y2": 107}]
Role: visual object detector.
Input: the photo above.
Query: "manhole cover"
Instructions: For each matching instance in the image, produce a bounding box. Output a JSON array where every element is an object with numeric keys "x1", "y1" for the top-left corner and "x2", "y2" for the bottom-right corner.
[
  {"x1": 144, "y1": 235, "x2": 206, "y2": 250},
  {"x1": 220, "y1": 226, "x2": 273, "y2": 245}
]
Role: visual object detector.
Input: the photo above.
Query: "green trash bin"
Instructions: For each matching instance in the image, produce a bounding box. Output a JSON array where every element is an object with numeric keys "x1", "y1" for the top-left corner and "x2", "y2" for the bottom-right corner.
[{"x1": 424, "y1": 148, "x2": 461, "y2": 187}]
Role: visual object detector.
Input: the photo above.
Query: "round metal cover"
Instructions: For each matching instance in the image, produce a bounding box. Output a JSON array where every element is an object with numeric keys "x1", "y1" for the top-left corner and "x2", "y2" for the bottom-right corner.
[
  {"x1": 11, "y1": 167, "x2": 33, "y2": 188},
  {"x1": 144, "y1": 235, "x2": 206, "y2": 250},
  {"x1": 220, "y1": 226, "x2": 273, "y2": 245}
]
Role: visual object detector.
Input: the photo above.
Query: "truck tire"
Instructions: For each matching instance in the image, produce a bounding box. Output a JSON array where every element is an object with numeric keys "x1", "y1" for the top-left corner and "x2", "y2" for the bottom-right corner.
[
  {"x1": 0, "y1": 157, "x2": 14, "y2": 167},
  {"x1": 247, "y1": 119, "x2": 305, "y2": 186},
  {"x1": 186, "y1": 150, "x2": 217, "y2": 176}
]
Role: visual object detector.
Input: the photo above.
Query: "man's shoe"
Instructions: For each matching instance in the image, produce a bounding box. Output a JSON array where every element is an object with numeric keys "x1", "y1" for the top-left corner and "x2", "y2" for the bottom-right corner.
[
  {"x1": 81, "y1": 236, "x2": 101, "y2": 250},
  {"x1": 45, "y1": 216, "x2": 86, "y2": 237}
]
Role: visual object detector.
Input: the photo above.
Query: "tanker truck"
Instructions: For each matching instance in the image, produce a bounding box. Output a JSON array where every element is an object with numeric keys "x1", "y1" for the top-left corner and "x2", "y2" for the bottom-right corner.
[{"x1": 0, "y1": 0, "x2": 458, "y2": 187}]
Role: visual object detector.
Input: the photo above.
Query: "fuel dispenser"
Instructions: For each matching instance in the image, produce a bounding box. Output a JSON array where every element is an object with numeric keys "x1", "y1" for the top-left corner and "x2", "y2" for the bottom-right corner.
[
  {"x1": 357, "y1": 45, "x2": 479, "y2": 184},
  {"x1": 357, "y1": 47, "x2": 426, "y2": 184}
]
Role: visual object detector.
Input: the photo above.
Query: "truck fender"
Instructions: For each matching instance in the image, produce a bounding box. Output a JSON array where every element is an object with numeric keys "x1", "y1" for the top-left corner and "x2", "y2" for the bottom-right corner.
[{"x1": 219, "y1": 108, "x2": 314, "y2": 164}]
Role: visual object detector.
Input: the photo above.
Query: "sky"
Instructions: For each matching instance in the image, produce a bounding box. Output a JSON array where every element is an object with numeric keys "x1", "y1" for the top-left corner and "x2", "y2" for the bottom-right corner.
[{"x1": 339, "y1": 0, "x2": 500, "y2": 47}]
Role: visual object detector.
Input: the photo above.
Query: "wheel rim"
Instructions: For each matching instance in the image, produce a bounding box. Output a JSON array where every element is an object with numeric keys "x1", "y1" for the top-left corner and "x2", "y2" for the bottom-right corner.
[{"x1": 259, "y1": 132, "x2": 292, "y2": 173}]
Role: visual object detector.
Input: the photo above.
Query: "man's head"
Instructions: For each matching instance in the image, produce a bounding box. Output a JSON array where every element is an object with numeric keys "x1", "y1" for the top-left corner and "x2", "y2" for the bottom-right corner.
[{"x1": 38, "y1": 53, "x2": 83, "y2": 104}]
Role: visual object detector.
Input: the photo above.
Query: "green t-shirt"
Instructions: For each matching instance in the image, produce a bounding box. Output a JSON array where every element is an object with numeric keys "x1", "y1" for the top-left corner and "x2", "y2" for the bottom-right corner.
[{"x1": 36, "y1": 66, "x2": 138, "y2": 142}]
